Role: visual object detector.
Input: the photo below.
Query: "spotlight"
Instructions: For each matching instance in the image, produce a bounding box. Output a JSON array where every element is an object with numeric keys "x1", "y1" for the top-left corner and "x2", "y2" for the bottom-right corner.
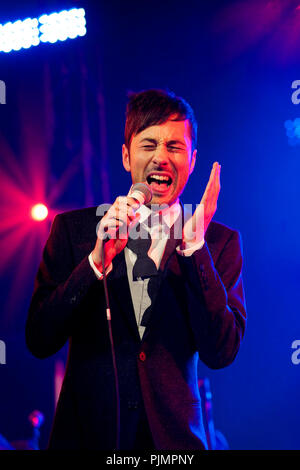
[
  {"x1": 0, "y1": 7, "x2": 86, "y2": 53},
  {"x1": 31, "y1": 203, "x2": 48, "y2": 221}
]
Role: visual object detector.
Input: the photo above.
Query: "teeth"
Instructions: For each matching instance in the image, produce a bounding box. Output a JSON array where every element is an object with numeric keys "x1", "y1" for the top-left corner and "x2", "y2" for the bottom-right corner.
[{"x1": 149, "y1": 175, "x2": 169, "y2": 181}]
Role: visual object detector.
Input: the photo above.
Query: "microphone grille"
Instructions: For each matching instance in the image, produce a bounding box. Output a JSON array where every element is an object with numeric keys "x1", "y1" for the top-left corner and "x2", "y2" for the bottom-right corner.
[{"x1": 130, "y1": 183, "x2": 152, "y2": 205}]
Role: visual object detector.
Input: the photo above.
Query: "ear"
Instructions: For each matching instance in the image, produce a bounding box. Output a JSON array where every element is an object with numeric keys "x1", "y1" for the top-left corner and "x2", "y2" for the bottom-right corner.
[
  {"x1": 122, "y1": 144, "x2": 131, "y2": 172},
  {"x1": 189, "y1": 149, "x2": 197, "y2": 175}
]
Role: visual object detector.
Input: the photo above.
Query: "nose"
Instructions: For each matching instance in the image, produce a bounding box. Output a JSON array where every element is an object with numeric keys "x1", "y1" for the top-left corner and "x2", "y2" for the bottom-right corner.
[{"x1": 152, "y1": 144, "x2": 169, "y2": 166}]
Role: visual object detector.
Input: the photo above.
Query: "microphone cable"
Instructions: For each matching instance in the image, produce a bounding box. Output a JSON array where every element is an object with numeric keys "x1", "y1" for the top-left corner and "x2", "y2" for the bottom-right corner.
[{"x1": 102, "y1": 238, "x2": 120, "y2": 451}]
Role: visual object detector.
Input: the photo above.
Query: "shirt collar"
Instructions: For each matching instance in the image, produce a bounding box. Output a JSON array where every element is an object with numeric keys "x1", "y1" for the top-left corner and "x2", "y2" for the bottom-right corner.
[{"x1": 136, "y1": 199, "x2": 181, "y2": 229}]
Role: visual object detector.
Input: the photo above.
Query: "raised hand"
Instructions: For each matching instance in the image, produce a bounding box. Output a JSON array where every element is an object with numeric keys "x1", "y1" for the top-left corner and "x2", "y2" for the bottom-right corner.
[{"x1": 182, "y1": 162, "x2": 221, "y2": 245}]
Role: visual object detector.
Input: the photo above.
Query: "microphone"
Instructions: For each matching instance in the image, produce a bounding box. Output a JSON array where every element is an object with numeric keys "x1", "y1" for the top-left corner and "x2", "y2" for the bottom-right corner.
[
  {"x1": 128, "y1": 182, "x2": 152, "y2": 207},
  {"x1": 103, "y1": 182, "x2": 152, "y2": 241}
]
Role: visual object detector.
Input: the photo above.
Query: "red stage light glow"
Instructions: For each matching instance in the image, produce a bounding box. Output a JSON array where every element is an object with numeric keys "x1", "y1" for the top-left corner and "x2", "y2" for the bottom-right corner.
[{"x1": 31, "y1": 203, "x2": 48, "y2": 221}]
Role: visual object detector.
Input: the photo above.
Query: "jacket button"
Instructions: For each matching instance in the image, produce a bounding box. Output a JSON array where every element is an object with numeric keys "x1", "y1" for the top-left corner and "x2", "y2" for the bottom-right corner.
[{"x1": 139, "y1": 351, "x2": 146, "y2": 362}]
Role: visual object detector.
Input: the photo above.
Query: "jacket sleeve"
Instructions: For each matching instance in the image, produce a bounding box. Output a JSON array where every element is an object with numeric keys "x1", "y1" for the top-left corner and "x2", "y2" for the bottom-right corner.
[
  {"x1": 26, "y1": 214, "x2": 100, "y2": 359},
  {"x1": 176, "y1": 229, "x2": 246, "y2": 369}
]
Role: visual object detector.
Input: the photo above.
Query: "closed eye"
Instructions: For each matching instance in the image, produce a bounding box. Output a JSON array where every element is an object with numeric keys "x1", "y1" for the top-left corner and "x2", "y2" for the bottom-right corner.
[
  {"x1": 142, "y1": 145, "x2": 183, "y2": 151},
  {"x1": 143, "y1": 145, "x2": 156, "y2": 150},
  {"x1": 167, "y1": 146, "x2": 183, "y2": 151}
]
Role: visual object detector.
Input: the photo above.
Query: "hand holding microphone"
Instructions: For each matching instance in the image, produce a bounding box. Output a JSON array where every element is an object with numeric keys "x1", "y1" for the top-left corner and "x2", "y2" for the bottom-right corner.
[{"x1": 91, "y1": 183, "x2": 152, "y2": 273}]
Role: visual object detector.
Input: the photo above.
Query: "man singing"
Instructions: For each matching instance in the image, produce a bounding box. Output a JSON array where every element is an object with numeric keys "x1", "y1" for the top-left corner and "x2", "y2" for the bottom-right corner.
[{"x1": 26, "y1": 89, "x2": 246, "y2": 450}]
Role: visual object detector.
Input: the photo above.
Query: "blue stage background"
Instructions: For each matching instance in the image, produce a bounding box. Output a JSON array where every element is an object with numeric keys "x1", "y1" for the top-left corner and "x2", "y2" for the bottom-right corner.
[{"x1": 0, "y1": 0, "x2": 299, "y2": 449}]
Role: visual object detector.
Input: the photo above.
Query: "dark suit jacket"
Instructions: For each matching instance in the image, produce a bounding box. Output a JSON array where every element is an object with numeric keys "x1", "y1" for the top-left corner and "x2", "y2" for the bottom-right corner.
[{"x1": 26, "y1": 205, "x2": 246, "y2": 450}]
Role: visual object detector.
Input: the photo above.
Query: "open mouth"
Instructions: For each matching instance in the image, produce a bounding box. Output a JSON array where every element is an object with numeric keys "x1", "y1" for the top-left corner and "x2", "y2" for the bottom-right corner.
[{"x1": 146, "y1": 173, "x2": 173, "y2": 192}]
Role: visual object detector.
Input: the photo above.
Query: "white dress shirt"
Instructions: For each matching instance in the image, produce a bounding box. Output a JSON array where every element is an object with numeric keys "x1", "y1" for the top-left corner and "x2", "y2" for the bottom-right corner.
[{"x1": 89, "y1": 199, "x2": 204, "y2": 338}]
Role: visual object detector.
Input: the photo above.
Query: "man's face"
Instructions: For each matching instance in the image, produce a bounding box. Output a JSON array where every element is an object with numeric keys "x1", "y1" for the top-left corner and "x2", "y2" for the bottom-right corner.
[{"x1": 122, "y1": 118, "x2": 197, "y2": 206}]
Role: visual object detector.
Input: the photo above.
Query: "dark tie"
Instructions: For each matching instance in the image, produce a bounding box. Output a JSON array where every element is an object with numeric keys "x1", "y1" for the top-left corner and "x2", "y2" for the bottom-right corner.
[
  {"x1": 126, "y1": 217, "x2": 160, "y2": 328},
  {"x1": 126, "y1": 222, "x2": 158, "y2": 281}
]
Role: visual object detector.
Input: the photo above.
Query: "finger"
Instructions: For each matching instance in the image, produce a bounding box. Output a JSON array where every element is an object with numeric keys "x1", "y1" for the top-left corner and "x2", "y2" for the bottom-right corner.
[
  {"x1": 114, "y1": 196, "x2": 139, "y2": 213},
  {"x1": 208, "y1": 162, "x2": 219, "y2": 183},
  {"x1": 127, "y1": 196, "x2": 141, "y2": 211},
  {"x1": 202, "y1": 163, "x2": 217, "y2": 194},
  {"x1": 98, "y1": 219, "x2": 124, "y2": 240},
  {"x1": 109, "y1": 207, "x2": 135, "y2": 221},
  {"x1": 108, "y1": 206, "x2": 140, "y2": 233},
  {"x1": 206, "y1": 164, "x2": 221, "y2": 214},
  {"x1": 213, "y1": 164, "x2": 221, "y2": 198},
  {"x1": 210, "y1": 162, "x2": 220, "y2": 189},
  {"x1": 211, "y1": 163, "x2": 220, "y2": 191},
  {"x1": 201, "y1": 162, "x2": 220, "y2": 204},
  {"x1": 107, "y1": 204, "x2": 136, "y2": 224},
  {"x1": 101, "y1": 209, "x2": 129, "y2": 231},
  {"x1": 116, "y1": 195, "x2": 140, "y2": 211}
]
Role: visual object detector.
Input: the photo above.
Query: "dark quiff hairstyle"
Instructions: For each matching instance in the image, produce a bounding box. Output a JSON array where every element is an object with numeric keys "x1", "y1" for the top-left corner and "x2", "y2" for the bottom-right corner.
[{"x1": 124, "y1": 89, "x2": 198, "y2": 153}]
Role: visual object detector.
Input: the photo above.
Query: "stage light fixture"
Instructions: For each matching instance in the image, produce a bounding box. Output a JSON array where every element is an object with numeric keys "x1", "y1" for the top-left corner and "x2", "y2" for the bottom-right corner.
[
  {"x1": 31, "y1": 203, "x2": 48, "y2": 221},
  {"x1": 0, "y1": 7, "x2": 86, "y2": 53}
]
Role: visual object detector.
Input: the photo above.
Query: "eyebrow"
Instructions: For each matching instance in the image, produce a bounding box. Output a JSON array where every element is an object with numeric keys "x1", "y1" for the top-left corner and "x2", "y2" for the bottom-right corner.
[{"x1": 139, "y1": 138, "x2": 186, "y2": 147}]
